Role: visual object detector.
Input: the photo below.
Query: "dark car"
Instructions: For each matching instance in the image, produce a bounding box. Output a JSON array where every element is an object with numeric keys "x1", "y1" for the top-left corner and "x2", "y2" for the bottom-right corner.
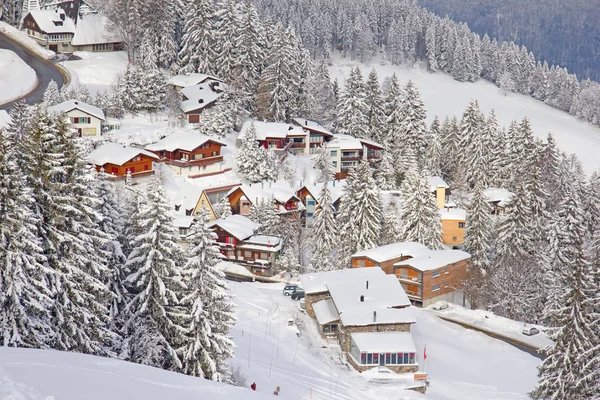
[{"x1": 291, "y1": 290, "x2": 305, "y2": 300}]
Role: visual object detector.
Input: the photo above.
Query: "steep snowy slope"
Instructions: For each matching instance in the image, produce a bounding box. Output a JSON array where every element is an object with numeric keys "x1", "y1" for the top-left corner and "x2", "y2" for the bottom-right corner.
[{"x1": 330, "y1": 58, "x2": 600, "y2": 175}]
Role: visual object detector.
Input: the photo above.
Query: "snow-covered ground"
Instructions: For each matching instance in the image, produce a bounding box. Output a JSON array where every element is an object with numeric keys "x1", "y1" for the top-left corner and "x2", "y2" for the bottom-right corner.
[
  {"x1": 0, "y1": 347, "x2": 272, "y2": 400},
  {"x1": 330, "y1": 57, "x2": 600, "y2": 175},
  {"x1": 0, "y1": 49, "x2": 38, "y2": 104},
  {"x1": 64, "y1": 51, "x2": 128, "y2": 94},
  {"x1": 429, "y1": 304, "x2": 552, "y2": 350},
  {"x1": 230, "y1": 282, "x2": 540, "y2": 400}
]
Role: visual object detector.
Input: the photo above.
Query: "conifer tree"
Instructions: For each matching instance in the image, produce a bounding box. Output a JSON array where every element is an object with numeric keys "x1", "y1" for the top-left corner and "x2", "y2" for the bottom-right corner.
[
  {"x1": 178, "y1": 0, "x2": 217, "y2": 74},
  {"x1": 213, "y1": 198, "x2": 232, "y2": 219},
  {"x1": 463, "y1": 185, "x2": 493, "y2": 272},
  {"x1": 380, "y1": 198, "x2": 402, "y2": 246},
  {"x1": 364, "y1": 69, "x2": 385, "y2": 142},
  {"x1": 310, "y1": 184, "x2": 338, "y2": 271},
  {"x1": 313, "y1": 146, "x2": 335, "y2": 183},
  {"x1": 124, "y1": 179, "x2": 186, "y2": 370},
  {"x1": 399, "y1": 170, "x2": 443, "y2": 249},
  {"x1": 400, "y1": 81, "x2": 428, "y2": 165},
  {"x1": 42, "y1": 80, "x2": 61, "y2": 106},
  {"x1": 235, "y1": 123, "x2": 276, "y2": 183},
  {"x1": 5, "y1": 99, "x2": 29, "y2": 140},
  {"x1": 180, "y1": 209, "x2": 235, "y2": 381},
  {"x1": 375, "y1": 150, "x2": 397, "y2": 190},
  {"x1": 337, "y1": 67, "x2": 368, "y2": 138},
  {"x1": 427, "y1": 117, "x2": 444, "y2": 177}
]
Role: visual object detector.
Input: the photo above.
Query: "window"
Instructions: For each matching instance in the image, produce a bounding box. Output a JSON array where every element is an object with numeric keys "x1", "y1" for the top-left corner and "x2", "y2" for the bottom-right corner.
[
  {"x1": 445, "y1": 267, "x2": 449, "y2": 274},
  {"x1": 397, "y1": 353, "x2": 404, "y2": 364},
  {"x1": 367, "y1": 354, "x2": 373, "y2": 364},
  {"x1": 180, "y1": 153, "x2": 190, "y2": 161},
  {"x1": 391, "y1": 353, "x2": 397, "y2": 364},
  {"x1": 432, "y1": 284, "x2": 440, "y2": 292},
  {"x1": 307, "y1": 200, "x2": 315, "y2": 206},
  {"x1": 452, "y1": 236, "x2": 457, "y2": 242},
  {"x1": 307, "y1": 212, "x2": 313, "y2": 217},
  {"x1": 361, "y1": 353, "x2": 366, "y2": 364},
  {"x1": 444, "y1": 282, "x2": 449, "y2": 288},
  {"x1": 372, "y1": 353, "x2": 378, "y2": 364},
  {"x1": 403, "y1": 353, "x2": 409, "y2": 364},
  {"x1": 244, "y1": 250, "x2": 252, "y2": 257},
  {"x1": 111, "y1": 167, "x2": 118, "y2": 174},
  {"x1": 330, "y1": 150, "x2": 337, "y2": 156},
  {"x1": 212, "y1": 151, "x2": 218, "y2": 156},
  {"x1": 458, "y1": 222, "x2": 465, "y2": 228},
  {"x1": 332, "y1": 161, "x2": 337, "y2": 168},
  {"x1": 225, "y1": 236, "x2": 236, "y2": 245},
  {"x1": 293, "y1": 138, "x2": 303, "y2": 143},
  {"x1": 356, "y1": 259, "x2": 365, "y2": 267},
  {"x1": 385, "y1": 353, "x2": 391, "y2": 364},
  {"x1": 260, "y1": 252, "x2": 268, "y2": 260},
  {"x1": 431, "y1": 270, "x2": 440, "y2": 278},
  {"x1": 130, "y1": 155, "x2": 141, "y2": 162},
  {"x1": 242, "y1": 201, "x2": 250, "y2": 208},
  {"x1": 409, "y1": 353, "x2": 416, "y2": 364},
  {"x1": 179, "y1": 228, "x2": 188, "y2": 236}
]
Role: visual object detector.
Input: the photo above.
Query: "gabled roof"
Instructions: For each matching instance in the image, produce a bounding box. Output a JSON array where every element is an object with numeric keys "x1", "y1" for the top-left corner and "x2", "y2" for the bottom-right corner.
[
  {"x1": 313, "y1": 299, "x2": 339, "y2": 325},
  {"x1": 168, "y1": 73, "x2": 222, "y2": 88},
  {"x1": 484, "y1": 187, "x2": 514, "y2": 207},
  {"x1": 325, "y1": 134, "x2": 362, "y2": 151},
  {"x1": 439, "y1": 207, "x2": 467, "y2": 221},
  {"x1": 299, "y1": 180, "x2": 347, "y2": 204},
  {"x1": 180, "y1": 82, "x2": 226, "y2": 114},
  {"x1": 27, "y1": 9, "x2": 76, "y2": 34},
  {"x1": 350, "y1": 332, "x2": 416, "y2": 353},
  {"x1": 352, "y1": 242, "x2": 429, "y2": 263},
  {"x1": 145, "y1": 131, "x2": 226, "y2": 153},
  {"x1": 292, "y1": 118, "x2": 334, "y2": 137},
  {"x1": 238, "y1": 235, "x2": 283, "y2": 253},
  {"x1": 227, "y1": 181, "x2": 301, "y2": 206},
  {"x1": 394, "y1": 249, "x2": 471, "y2": 272},
  {"x1": 48, "y1": 100, "x2": 105, "y2": 121},
  {"x1": 174, "y1": 182, "x2": 204, "y2": 212},
  {"x1": 429, "y1": 176, "x2": 449, "y2": 191},
  {"x1": 87, "y1": 143, "x2": 158, "y2": 167},
  {"x1": 173, "y1": 215, "x2": 195, "y2": 229},
  {"x1": 208, "y1": 214, "x2": 259, "y2": 241},
  {"x1": 72, "y1": 13, "x2": 122, "y2": 46},
  {"x1": 239, "y1": 120, "x2": 306, "y2": 141}
]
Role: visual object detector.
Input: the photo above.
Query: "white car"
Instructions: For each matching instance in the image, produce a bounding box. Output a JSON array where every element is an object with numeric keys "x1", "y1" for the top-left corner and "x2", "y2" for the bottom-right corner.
[
  {"x1": 298, "y1": 298, "x2": 306, "y2": 313},
  {"x1": 431, "y1": 301, "x2": 449, "y2": 311},
  {"x1": 522, "y1": 326, "x2": 540, "y2": 336}
]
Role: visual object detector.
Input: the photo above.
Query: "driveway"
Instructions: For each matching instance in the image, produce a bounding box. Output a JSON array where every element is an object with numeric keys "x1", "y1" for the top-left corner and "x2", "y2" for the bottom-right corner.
[{"x1": 0, "y1": 32, "x2": 64, "y2": 110}]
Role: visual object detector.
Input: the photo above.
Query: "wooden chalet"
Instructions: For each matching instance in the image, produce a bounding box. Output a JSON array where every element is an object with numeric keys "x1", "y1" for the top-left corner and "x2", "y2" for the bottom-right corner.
[
  {"x1": 174, "y1": 182, "x2": 217, "y2": 220},
  {"x1": 292, "y1": 118, "x2": 335, "y2": 155},
  {"x1": 226, "y1": 181, "x2": 304, "y2": 218},
  {"x1": 145, "y1": 131, "x2": 228, "y2": 178},
  {"x1": 87, "y1": 143, "x2": 158, "y2": 180},
  {"x1": 296, "y1": 180, "x2": 346, "y2": 226},
  {"x1": 325, "y1": 134, "x2": 384, "y2": 179}
]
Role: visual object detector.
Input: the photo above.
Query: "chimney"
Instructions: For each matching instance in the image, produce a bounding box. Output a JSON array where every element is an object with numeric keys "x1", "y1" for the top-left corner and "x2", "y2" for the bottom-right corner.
[
  {"x1": 360, "y1": 295, "x2": 364, "y2": 302},
  {"x1": 74, "y1": 101, "x2": 78, "y2": 105},
  {"x1": 366, "y1": 280, "x2": 369, "y2": 290},
  {"x1": 305, "y1": 120, "x2": 308, "y2": 125},
  {"x1": 373, "y1": 311, "x2": 377, "y2": 322},
  {"x1": 198, "y1": 99, "x2": 204, "y2": 104}
]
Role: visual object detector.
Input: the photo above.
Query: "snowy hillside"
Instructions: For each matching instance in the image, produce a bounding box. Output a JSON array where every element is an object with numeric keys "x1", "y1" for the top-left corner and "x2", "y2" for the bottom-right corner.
[
  {"x1": 0, "y1": 49, "x2": 37, "y2": 104},
  {"x1": 330, "y1": 58, "x2": 600, "y2": 175},
  {"x1": 0, "y1": 347, "x2": 271, "y2": 400}
]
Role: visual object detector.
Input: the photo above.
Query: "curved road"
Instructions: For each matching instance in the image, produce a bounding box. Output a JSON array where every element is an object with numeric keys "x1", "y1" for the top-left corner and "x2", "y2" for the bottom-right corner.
[{"x1": 0, "y1": 32, "x2": 64, "y2": 110}]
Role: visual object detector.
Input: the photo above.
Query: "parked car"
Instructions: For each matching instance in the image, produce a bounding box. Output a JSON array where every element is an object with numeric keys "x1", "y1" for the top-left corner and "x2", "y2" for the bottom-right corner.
[
  {"x1": 298, "y1": 298, "x2": 306, "y2": 312},
  {"x1": 283, "y1": 285, "x2": 298, "y2": 296},
  {"x1": 431, "y1": 301, "x2": 449, "y2": 311},
  {"x1": 291, "y1": 290, "x2": 305, "y2": 300},
  {"x1": 522, "y1": 326, "x2": 540, "y2": 336}
]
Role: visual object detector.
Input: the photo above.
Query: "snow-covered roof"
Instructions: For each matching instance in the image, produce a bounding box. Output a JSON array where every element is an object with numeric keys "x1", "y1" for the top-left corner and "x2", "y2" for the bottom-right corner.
[
  {"x1": 174, "y1": 182, "x2": 204, "y2": 212},
  {"x1": 208, "y1": 214, "x2": 259, "y2": 241},
  {"x1": 301, "y1": 180, "x2": 347, "y2": 204},
  {"x1": 227, "y1": 181, "x2": 301, "y2": 206},
  {"x1": 325, "y1": 134, "x2": 362, "y2": 151},
  {"x1": 439, "y1": 207, "x2": 467, "y2": 221},
  {"x1": 484, "y1": 188, "x2": 514, "y2": 207},
  {"x1": 357, "y1": 137, "x2": 384, "y2": 150},
  {"x1": 145, "y1": 131, "x2": 226, "y2": 153},
  {"x1": 301, "y1": 268, "x2": 376, "y2": 295},
  {"x1": 395, "y1": 250, "x2": 471, "y2": 272},
  {"x1": 350, "y1": 332, "x2": 416, "y2": 353},
  {"x1": 238, "y1": 235, "x2": 283, "y2": 252},
  {"x1": 48, "y1": 99, "x2": 105, "y2": 121},
  {"x1": 87, "y1": 143, "x2": 158, "y2": 167},
  {"x1": 173, "y1": 215, "x2": 195, "y2": 229},
  {"x1": 168, "y1": 73, "x2": 222, "y2": 88},
  {"x1": 180, "y1": 82, "x2": 226, "y2": 114},
  {"x1": 28, "y1": 9, "x2": 76, "y2": 34},
  {"x1": 239, "y1": 120, "x2": 306, "y2": 141},
  {"x1": 292, "y1": 118, "x2": 334, "y2": 137},
  {"x1": 429, "y1": 176, "x2": 449, "y2": 191},
  {"x1": 313, "y1": 299, "x2": 339, "y2": 325},
  {"x1": 0, "y1": 110, "x2": 11, "y2": 130},
  {"x1": 71, "y1": 13, "x2": 122, "y2": 45},
  {"x1": 352, "y1": 242, "x2": 429, "y2": 263}
]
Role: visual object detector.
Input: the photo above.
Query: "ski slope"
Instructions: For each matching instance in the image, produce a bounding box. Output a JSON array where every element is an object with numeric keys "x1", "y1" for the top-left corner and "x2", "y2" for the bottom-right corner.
[
  {"x1": 230, "y1": 281, "x2": 540, "y2": 400},
  {"x1": 330, "y1": 57, "x2": 600, "y2": 175}
]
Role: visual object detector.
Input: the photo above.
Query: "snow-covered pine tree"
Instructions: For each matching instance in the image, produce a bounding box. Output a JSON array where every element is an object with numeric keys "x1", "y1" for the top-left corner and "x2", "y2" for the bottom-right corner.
[
  {"x1": 313, "y1": 146, "x2": 335, "y2": 183},
  {"x1": 235, "y1": 122, "x2": 269, "y2": 183},
  {"x1": 124, "y1": 179, "x2": 186, "y2": 370},
  {"x1": 119, "y1": 65, "x2": 144, "y2": 113},
  {"x1": 178, "y1": 0, "x2": 217, "y2": 74},
  {"x1": 233, "y1": 1, "x2": 266, "y2": 97},
  {"x1": 464, "y1": 109, "x2": 492, "y2": 189},
  {"x1": 0, "y1": 127, "x2": 52, "y2": 348},
  {"x1": 531, "y1": 188, "x2": 600, "y2": 400},
  {"x1": 337, "y1": 66, "x2": 368, "y2": 138},
  {"x1": 213, "y1": 198, "x2": 233, "y2": 219},
  {"x1": 538, "y1": 133, "x2": 562, "y2": 213},
  {"x1": 375, "y1": 150, "x2": 397, "y2": 190},
  {"x1": 399, "y1": 170, "x2": 443, "y2": 249},
  {"x1": 213, "y1": 0, "x2": 243, "y2": 80},
  {"x1": 179, "y1": 208, "x2": 235, "y2": 381},
  {"x1": 383, "y1": 73, "x2": 404, "y2": 151},
  {"x1": 427, "y1": 117, "x2": 443, "y2": 176},
  {"x1": 463, "y1": 185, "x2": 493, "y2": 272},
  {"x1": 196, "y1": 96, "x2": 234, "y2": 138},
  {"x1": 438, "y1": 116, "x2": 461, "y2": 182},
  {"x1": 458, "y1": 99, "x2": 484, "y2": 167},
  {"x1": 42, "y1": 80, "x2": 61, "y2": 106},
  {"x1": 309, "y1": 59, "x2": 336, "y2": 125},
  {"x1": 400, "y1": 80, "x2": 428, "y2": 166},
  {"x1": 309, "y1": 183, "x2": 338, "y2": 272},
  {"x1": 380, "y1": 198, "x2": 402, "y2": 246},
  {"x1": 6, "y1": 99, "x2": 30, "y2": 140},
  {"x1": 364, "y1": 68, "x2": 385, "y2": 142}
]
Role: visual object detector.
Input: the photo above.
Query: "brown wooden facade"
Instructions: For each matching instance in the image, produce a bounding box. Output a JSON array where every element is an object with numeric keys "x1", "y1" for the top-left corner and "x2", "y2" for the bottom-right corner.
[
  {"x1": 151, "y1": 140, "x2": 224, "y2": 165},
  {"x1": 94, "y1": 154, "x2": 155, "y2": 177},
  {"x1": 351, "y1": 255, "x2": 413, "y2": 275}
]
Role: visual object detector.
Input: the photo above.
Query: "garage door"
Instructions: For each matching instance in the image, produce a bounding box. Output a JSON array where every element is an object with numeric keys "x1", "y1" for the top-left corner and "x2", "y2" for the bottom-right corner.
[{"x1": 82, "y1": 128, "x2": 97, "y2": 136}]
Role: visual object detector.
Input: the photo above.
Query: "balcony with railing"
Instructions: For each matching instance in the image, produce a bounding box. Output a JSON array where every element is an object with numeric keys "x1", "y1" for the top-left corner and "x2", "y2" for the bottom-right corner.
[{"x1": 397, "y1": 274, "x2": 422, "y2": 285}]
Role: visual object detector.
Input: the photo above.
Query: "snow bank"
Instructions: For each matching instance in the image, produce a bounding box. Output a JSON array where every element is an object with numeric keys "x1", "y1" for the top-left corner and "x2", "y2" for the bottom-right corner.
[
  {"x1": 63, "y1": 51, "x2": 127, "y2": 94},
  {"x1": 0, "y1": 49, "x2": 38, "y2": 104},
  {"x1": 0, "y1": 21, "x2": 55, "y2": 59},
  {"x1": 0, "y1": 347, "x2": 271, "y2": 400},
  {"x1": 330, "y1": 57, "x2": 600, "y2": 175}
]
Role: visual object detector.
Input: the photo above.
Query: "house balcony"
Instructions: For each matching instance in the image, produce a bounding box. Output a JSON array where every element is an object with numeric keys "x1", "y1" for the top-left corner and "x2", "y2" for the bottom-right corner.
[
  {"x1": 161, "y1": 155, "x2": 223, "y2": 167},
  {"x1": 272, "y1": 141, "x2": 292, "y2": 156},
  {"x1": 397, "y1": 275, "x2": 422, "y2": 285},
  {"x1": 290, "y1": 142, "x2": 306, "y2": 149},
  {"x1": 341, "y1": 155, "x2": 361, "y2": 161},
  {"x1": 405, "y1": 289, "x2": 423, "y2": 300}
]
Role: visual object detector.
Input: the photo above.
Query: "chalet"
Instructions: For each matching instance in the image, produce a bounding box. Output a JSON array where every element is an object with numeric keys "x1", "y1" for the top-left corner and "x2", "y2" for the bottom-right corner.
[
  {"x1": 168, "y1": 73, "x2": 223, "y2": 93},
  {"x1": 47, "y1": 100, "x2": 105, "y2": 137},
  {"x1": 484, "y1": 188, "x2": 514, "y2": 215},
  {"x1": 145, "y1": 131, "x2": 228, "y2": 178},
  {"x1": 209, "y1": 215, "x2": 282, "y2": 276},
  {"x1": 292, "y1": 118, "x2": 335, "y2": 155},
  {"x1": 179, "y1": 81, "x2": 227, "y2": 124},
  {"x1": 325, "y1": 134, "x2": 383, "y2": 179},
  {"x1": 226, "y1": 181, "x2": 304, "y2": 219},
  {"x1": 300, "y1": 267, "x2": 425, "y2": 386},
  {"x1": 87, "y1": 143, "x2": 158, "y2": 180},
  {"x1": 174, "y1": 182, "x2": 217, "y2": 220},
  {"x1": 440, "y1": 208, "x2": 467, "y2": 246},
  {"x1": 296, "y1": 180, "x2": 346, "y2": 226},
  {"x1": 22, "y1": 8, "x2": 75, "y2": 53},
  {"x1": 429, "y1": 176, "x2": 450, "y2": 208},
  {"x1": 394, "y1": 250, "x2": 471, "y2": 307},
  {"x1": 351, "y1": 243, "x2": 472, "y2": 307},
  {"x1": 238, "y1": 120, "x2": 306, "y2": 159},
  {"x1": 71, "y1": 13, "x2": 123, "y2": 52}
]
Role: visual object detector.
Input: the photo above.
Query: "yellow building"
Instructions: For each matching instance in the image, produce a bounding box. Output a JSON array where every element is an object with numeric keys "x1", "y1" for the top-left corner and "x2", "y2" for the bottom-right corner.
[
  {"x1": 429, "y1": 176, "x2": 450, "y2": 208},
  {"x1": 440, "y1": 208, "x2": 466, "y2": 247},
  {"x1": 174, "y1": 183, "x2": 217, "y2": 221}
]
